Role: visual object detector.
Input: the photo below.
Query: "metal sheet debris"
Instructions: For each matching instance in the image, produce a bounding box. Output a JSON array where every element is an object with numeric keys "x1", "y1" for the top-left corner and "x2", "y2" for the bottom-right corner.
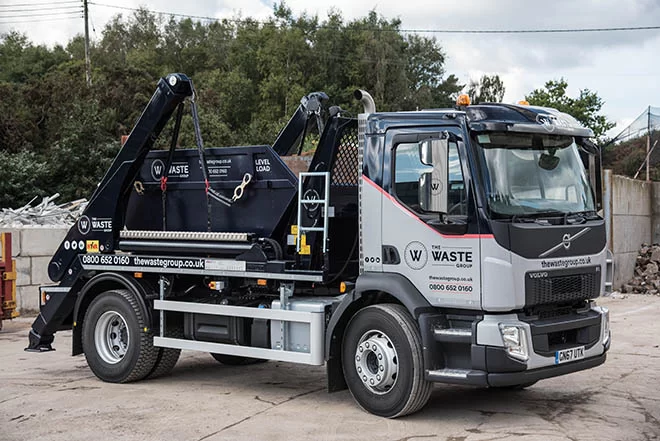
[{"x1": 0, "y1": 194, "x2": 86, "y2": 226}]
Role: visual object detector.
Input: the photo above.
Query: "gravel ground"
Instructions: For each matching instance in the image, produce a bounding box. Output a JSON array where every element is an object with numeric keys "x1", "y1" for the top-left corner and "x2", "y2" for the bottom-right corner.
[{"x1": 1, "y1": 295, "x2": 659, "y2": 441}]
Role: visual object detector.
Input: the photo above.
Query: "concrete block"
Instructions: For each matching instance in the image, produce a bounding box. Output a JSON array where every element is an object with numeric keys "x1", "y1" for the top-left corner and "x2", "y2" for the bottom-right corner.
[
  {"x1": 653, "y1": 217, "x2": 660, "y2": 244},
  {"x1": 15, "y1": 256, "x2": 31, "y2": 287},
  {"x1": 31, "y1": 256, "x2": 53, "y2": 286},
  {"x1": 17, "y1": 285, "x2": 41, "y2": 313},
  {"x1": 612, "y1": 175, "x2": 652, "y2": 216},
  {"x1": 0, "y1": 228, "x2": 21, "y2": 257},
  {"x1": 20, "y1": 227, "x2": 69, "y2": 257},
  {"x1": 652, "y1": 182, "x2": 660, "y2": 212},
  {"x1": 613, "y1": 251, "x2": 638, "y2": 290},
  {"x1": 612, "y1": 214, "x2": 652, "y2": 254}
]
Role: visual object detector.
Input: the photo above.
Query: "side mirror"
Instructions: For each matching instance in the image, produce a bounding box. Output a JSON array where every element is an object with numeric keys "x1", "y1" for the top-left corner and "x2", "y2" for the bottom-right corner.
[{"x1": 419, "y1": 138, "x2": 449, "y2": 213}]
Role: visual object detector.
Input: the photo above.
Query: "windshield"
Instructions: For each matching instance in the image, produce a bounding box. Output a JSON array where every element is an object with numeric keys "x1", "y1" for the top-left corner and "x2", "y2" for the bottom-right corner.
[{"x1": 475, "y1": 132, "x2": 595, "y2": 217}]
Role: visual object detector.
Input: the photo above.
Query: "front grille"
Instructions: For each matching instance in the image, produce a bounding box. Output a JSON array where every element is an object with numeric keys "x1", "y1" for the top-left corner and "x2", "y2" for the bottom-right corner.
[{"x1": 525, "y1": 266, "x2": 600, "y2": 306}]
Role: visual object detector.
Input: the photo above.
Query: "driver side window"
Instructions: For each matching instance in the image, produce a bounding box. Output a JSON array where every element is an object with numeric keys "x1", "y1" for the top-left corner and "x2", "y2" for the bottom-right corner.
[{"x1": 393, "y1": 141, "x2": 467, "y2": 215}]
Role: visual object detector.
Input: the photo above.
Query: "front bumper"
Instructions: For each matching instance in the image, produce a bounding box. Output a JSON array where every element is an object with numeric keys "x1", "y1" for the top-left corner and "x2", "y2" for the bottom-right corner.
[
  {"x1": 423, "y1": 304, "x2": 610, "y2": 386},
  {"x1": 487, "y1": 348, "x2": 607, "y2": 387}
]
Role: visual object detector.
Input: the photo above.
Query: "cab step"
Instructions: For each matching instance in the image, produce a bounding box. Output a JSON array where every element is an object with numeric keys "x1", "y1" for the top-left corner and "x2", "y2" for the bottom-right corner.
[
  {"x1": 433, "y1": 327, "x2": 473, "y2": 344},
  {"x1": 426, "y1": 368, "x2": 487, "y2": 386}
]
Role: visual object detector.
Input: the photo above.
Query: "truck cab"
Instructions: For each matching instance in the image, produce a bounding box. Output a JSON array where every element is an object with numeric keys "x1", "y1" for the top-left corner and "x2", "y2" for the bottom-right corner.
[
  {"x1": 355, "y1": 98, "x2": 610, "y2": 397},
  {"x1": 27, "y1": 75, "x2": 610, "y2": 419}
]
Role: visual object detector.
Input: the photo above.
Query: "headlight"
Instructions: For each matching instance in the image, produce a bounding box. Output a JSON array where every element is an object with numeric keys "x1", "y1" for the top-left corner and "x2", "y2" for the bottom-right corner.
[
  {"x1": 602, "y1": 306, "x2": 610, "y2": 345},
  {"x1": 499, "y1": 324, "x2": 529, "y2": 361}
]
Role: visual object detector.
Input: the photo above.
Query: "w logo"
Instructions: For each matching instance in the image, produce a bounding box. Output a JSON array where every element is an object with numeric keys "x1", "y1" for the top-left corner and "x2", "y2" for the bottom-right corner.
[
  {"x1": 77, "y1": 215, "x2": 91, "y2": 235},
  {"x1": 404, "y1": 241, "x2": 427, "y2": 270},
  {"x1": 431, "y1": 179, "x2": 443, "y2": 195},
  {"x1": 151, "y1": 159, "x2": 165, "y2": 180},
  {"x1": 409, "y1": 249, "x2": 423, "y2": 262}
]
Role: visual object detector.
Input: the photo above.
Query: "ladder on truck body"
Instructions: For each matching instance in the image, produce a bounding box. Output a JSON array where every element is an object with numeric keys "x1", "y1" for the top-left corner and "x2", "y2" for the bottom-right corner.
[{"x1": 296, "y1": 172, "x2": 331, "y2": 254}]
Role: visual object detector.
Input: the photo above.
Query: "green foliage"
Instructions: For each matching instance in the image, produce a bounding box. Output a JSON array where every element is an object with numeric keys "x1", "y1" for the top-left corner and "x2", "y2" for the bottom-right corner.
[
  {"x1": 0, "y1": 150, "x2": 48, "y2": 206},
  {"x1": 526, "y1": 79, "x2": 615, "y2": 142},
  {"x1": 0, "y1": 3, "x2": 464, "y2": 207},
  {"x1": 602, "y1": 131, "x2": 660, "y2": 179},
  {"x1": 466, "y1": 74, "x2": 505, "y2": 104}
]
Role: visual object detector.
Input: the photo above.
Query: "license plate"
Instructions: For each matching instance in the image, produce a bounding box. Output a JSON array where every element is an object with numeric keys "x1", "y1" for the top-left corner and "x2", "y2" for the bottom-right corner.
[{"x1": 555, "y1": 346, "x2": 585, "y2": 364}]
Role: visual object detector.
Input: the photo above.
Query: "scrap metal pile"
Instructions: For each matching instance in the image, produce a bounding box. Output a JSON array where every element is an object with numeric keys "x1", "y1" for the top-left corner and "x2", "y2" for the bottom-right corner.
[
  {"x1": 0, "y1": 194, "x2": 86, "y2": 227},
  {"x1": 621, "y1": 243, "x2": 660, "y2": 295}
]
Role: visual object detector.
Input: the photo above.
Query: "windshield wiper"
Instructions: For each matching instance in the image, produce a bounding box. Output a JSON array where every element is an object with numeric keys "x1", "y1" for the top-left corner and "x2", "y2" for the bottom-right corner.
[
  {"x1": 511, "y1": 211, "x2": 562, "y2": 224},
  {"x1": 565, "y1": 210, "x2": 600, "y2": 224}
]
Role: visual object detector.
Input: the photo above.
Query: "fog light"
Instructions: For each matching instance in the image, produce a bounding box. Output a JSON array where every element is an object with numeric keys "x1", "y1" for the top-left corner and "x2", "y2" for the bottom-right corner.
[
  {"x1": 499, "y1": 324, "x2": 529, "y2": 361},
  {"x1": 602, "y1": 306, "x2": 610, "y2": 345}
]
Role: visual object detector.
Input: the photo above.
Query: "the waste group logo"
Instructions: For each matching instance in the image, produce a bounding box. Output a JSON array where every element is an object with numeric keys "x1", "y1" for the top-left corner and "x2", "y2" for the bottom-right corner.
[
  {"x1": 151, "y1": 159, "x2": 166, "y2": 180},
  {"x1": 78, "y1": 215, "x2": 91, "y2": 235},
  {"x1": 404, "y1": 241, "x2": 428, "y2": 270},
  {"x1": 151, "y1": 159, "x2": 190, "y2": 180}
]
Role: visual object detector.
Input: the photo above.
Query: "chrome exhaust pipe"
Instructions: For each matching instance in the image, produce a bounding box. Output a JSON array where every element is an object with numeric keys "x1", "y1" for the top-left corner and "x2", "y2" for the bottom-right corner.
[{"x1": 354, "y1": 89, "x2": 376, "y2": 114}]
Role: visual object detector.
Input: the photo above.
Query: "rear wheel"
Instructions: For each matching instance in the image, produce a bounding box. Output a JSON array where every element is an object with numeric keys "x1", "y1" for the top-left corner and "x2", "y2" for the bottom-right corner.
[
  {"x1": 146, "y1": 327, "x2": 182, "y2": 379},
  {"x1": 82, "y1": 289, "x2": 158, "y2": 383},
  {"x1": 210, "y1": 353, "x2": 266, "y2": 366},
  {"x1": 342, "y1": 304, "x2": 432, "y2": 418}
]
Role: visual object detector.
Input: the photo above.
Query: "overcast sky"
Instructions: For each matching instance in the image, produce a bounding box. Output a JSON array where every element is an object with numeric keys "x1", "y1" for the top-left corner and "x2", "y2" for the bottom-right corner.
[{"x1": 3, "y1": 0, "x2": 660, "y2": 137}]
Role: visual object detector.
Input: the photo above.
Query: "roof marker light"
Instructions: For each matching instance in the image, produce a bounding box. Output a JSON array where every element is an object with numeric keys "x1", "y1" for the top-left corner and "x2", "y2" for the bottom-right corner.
[{"x1": 456, "y1": 94, "x2": 471, "y2": 107}]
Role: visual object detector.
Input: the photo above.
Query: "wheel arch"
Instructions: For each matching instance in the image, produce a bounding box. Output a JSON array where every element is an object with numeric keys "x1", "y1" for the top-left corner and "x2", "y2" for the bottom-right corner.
[
  {"x1": 325, "y1": 272, "x2": 435, "y2": 392},
  {"x1": 72, "y1": 272, "x2": 153, "y2": 356}
]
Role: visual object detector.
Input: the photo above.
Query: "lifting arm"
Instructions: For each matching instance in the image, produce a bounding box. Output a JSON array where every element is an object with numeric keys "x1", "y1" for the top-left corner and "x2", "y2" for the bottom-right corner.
[
  {"x1": 48, "y1": 73, "x2": 193, "y2": 283},
  {"x1": 272, "y1": 92, "x2": 329, "y2": 156}
]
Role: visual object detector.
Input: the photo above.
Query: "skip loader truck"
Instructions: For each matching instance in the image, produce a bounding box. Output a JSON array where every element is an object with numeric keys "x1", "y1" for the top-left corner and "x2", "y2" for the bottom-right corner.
[{"x1": 26, "y1": 73, "x2": 612, "y2": 417}]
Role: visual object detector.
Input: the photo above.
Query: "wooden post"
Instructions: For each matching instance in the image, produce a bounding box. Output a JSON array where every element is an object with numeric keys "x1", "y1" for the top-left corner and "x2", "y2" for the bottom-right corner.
[
  {"x1": 84, "y1": 0, "x2": 92, "y2": 87},
  {"x1": 647, "y1": 106, "x2": 651, "y2": 181}
]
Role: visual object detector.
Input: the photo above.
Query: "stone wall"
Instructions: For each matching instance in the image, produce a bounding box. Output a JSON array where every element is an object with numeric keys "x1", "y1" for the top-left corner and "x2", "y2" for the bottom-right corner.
[{"x1": 1, "y1": 227, "x2": 69, "y2": 313}]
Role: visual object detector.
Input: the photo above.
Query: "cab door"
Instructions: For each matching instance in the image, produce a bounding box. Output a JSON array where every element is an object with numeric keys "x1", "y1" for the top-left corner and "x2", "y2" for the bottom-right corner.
[{"x1": 378, "y1": 127, "x2": 482, "y2": 309}]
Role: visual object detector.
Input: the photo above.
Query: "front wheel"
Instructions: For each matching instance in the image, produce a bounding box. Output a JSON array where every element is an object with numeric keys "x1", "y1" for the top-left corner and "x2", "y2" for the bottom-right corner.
[
  {"x1": 342, "y1": 304, "x2": 432, "y2": 418},
  {"x1": 82, "y1": 289, "x2": 158, "y2": 383}
]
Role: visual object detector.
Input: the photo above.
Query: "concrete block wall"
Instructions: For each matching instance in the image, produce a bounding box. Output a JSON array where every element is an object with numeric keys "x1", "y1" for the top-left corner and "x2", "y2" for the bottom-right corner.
[
  {"x1": 606, "y1": 174, "x2": 655, "y2": 288},
  {"x1": 652, "y1": 182, "x2": 660, "y2": 244},
  {"x1": 1, "y1": 227, "x2": 69, "y2": 313}
]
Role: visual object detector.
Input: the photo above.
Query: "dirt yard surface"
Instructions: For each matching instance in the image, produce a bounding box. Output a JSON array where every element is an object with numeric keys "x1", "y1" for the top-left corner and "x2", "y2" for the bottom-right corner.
[{"x1": 1, "y1": 295, "x2": 659, "y2": 441}]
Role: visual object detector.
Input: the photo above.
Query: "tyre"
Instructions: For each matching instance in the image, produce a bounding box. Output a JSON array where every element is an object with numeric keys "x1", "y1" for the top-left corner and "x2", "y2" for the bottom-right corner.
[
  {"x1": 82, "y1": 289, "x2": 158, "y2": 383},
  {"x1": 210, "y1": 353, "x2": 266, "y2": 366},
  {"x1": 342, "y1": 304, "x2": 432, "y2": 418},
  {"x1": 146, "y1": 327, "x2": 182, "y2": 379}
]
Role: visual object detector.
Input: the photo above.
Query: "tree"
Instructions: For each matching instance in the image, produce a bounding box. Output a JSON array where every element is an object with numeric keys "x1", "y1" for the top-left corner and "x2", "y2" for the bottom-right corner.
[
  {"x1": 526, "y1": 79, "x2": 615, "y2": 142},
  {"x1": 0, "y1": 4, "x2": 463, "y2": 207},
  {"x1": 404, "y1": 35, "x2": 463, "y2": 109},
  {"x1": 466, "y1": 74, "x2": 505, "y2": 104}
]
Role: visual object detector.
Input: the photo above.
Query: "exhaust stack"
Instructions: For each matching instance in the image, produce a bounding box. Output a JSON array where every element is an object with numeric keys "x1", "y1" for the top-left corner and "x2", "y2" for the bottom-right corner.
[{"x1": 354, "y1": 89, "x2": 376, "y2": 114}]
